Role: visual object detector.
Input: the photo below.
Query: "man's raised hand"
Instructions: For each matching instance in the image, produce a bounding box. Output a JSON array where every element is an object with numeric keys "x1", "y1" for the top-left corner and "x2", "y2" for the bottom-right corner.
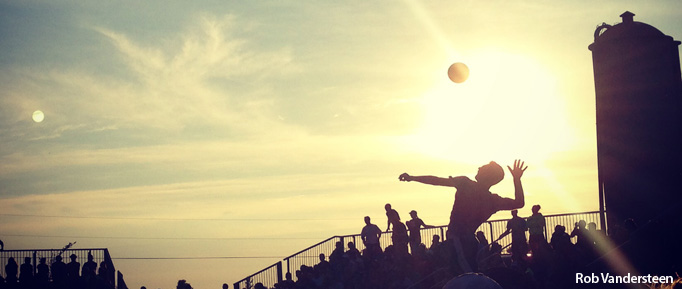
[{"x1": 507, "y1": 159, "x2": 528, "y2": 179}]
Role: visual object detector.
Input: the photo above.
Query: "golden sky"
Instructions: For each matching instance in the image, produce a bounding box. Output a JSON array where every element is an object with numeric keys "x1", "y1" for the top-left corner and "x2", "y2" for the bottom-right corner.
[{"x1": 1, "y1": 1, "x2": 681, "y2": 288}]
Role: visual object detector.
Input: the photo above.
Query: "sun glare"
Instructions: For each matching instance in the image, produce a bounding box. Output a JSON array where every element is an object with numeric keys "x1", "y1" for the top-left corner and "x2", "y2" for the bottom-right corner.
[{"x1": 402, "y1": 50, "x2": 575, "y2": 165}]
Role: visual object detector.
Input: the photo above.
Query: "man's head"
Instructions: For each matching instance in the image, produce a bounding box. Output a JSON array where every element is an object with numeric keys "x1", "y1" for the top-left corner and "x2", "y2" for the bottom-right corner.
[
  {"x1": 578, "y1": 220, "x2": 586, "y2": 228},
  {"x1": 511, "y1": 209, "x2": 518, "y2": 217},
  {"x1": 475, "y1": 161, "x2": 505, "y2": 186},
  {"x1": 385, "y1": 203, "x2": 392, "y2": 211},
  {"x1": 364, "y1": 216, "x2": 371, "y2": 225},
  {"x1": 409, "y1": 210, "x2": 417, "y2": 218},
  {"x1": 532, "y1": 205, "x2": 541, "y2": 214},
  {"x1": 588, "y1": 222, "x2": 597, "y2": 231}
]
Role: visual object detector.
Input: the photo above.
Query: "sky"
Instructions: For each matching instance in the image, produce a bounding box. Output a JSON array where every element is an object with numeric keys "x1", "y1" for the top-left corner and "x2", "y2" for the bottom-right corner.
[{"x1": 1, "y1": 1, "x2": 681, "y2": 288}]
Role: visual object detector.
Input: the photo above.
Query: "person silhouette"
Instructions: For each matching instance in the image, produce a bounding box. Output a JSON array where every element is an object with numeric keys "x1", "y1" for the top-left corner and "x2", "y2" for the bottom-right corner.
[
  {"x1": 5, "y1": 257, "x2": 18, "y2": 284},
  {"x1": 37, "y1": 257, "x2": 50, "y2": 286},
  {"x1": 20, "y1": 257, "x2": 34, "y2": 286},
  {"x1": 82, "y1": 251, "x2": 98, "y2": 286},
  {"x1": 430, "y1": 234, "x2": 441, "y2": 250},
  {"x1": 361, "y1": 216, "x2": 382, "y2": 258},
  {"x1": 385, "y1": 203, "x2": 401, "y2": 232},
  {"x1": 66, "y1": 253, "x2": 80, "y2": 286},
  {"x1": 406, "y1": 210, "x2": 434, "y2": 254},
  {"x1": 314, "y1": 253, "x2": 331, "y2": 277},
  {"x1": 570, "y1": 220, "x2": 590, "y2": 254},
  {"x1": 550, "y1": 225, "x2": 571, "y2": 253},
  {"x1": 497, "y1": 209, "x2": 528, "y2": 263},
  {"x1": 399, "y1": 159, "x2": 527, "y2": 272},
  {"x1": 526, "y1": 204, "x2": 546, "y2": 254},
  {"x1": 51, "y1": 255, "x2": 68, "y2": 288},
  {"x1": 345, "y1": 241, "x2": 362, "y2": 262},
  {"x1": 390, "y1": 218, "x2": 409, "y2": 256},
  {"x1": 476, "y1": 231, "x2": 488, "y2": 247}
]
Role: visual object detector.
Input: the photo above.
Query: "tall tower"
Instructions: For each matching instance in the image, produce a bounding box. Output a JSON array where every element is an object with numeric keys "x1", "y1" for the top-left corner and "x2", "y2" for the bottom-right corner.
[{"x1": 589, "y1": 12, "x2": 682, "y2": 274}]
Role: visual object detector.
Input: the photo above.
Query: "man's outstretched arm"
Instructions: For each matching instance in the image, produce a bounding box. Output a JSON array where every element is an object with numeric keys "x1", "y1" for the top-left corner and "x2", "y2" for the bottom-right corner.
[
  {"x1": 498, "y1": 159, "x2": 528, "y2": 209},
  {"x1": 399, "y1": 173, "x2": 456, "y2": 187}
]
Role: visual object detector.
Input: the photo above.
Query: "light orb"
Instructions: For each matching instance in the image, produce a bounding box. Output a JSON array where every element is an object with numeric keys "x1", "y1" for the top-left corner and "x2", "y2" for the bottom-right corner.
[{"x1": 32, "y1": 110, "x2": 44, "y2": 123}]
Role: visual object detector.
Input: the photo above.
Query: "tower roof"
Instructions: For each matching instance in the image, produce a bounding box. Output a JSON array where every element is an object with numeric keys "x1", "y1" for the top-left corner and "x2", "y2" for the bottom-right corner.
[{"x1": 593, "y1": 11, "x2": 666, "y2": 43}]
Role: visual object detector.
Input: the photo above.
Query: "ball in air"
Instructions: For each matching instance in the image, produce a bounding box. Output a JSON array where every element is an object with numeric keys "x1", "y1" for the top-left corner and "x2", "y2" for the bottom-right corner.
[{"x1": 447, "y1": 62, "x2": 469, "y2": 83}]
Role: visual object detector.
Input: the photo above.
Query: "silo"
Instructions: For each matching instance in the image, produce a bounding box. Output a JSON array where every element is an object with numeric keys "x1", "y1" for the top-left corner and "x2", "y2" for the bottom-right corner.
[{"x1": 589, "y1": 11, "x2": 682, "y2": 274}]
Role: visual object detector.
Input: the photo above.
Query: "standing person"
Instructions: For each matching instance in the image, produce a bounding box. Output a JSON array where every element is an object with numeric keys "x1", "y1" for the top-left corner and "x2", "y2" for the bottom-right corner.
[
  {"x1": 526, "y1": 204, "x2": 547, "y2": 254},
  {"x1": 406, "y1": 210, "x2": 434, "y2": 254},
  {"x1": 51, "y1": 255, "x2": 68, "y2": 289},
  {"x1": 37, "y1": 257, "x2": 50, "y2": 287},
  {"x1": 390, "y1": 218, "x2": 409, "y2": 256},
  {"x1": 66, "y1": 254, "x2": 81, "y2": 287},
  {"x1": 82, "y1": 251, "x2": 98, "y2": 285},
  {"x1": 20, "y1": 257, "x2": 34, "y2": 286},
  {"x1": 497, "y1": 209, "x2": 528, "y2": 263},
  {"x1": 361, "y1": 216, "x2": 383, "y2": 258},
  {"x1": 384, "y1": 204, "x2": 401, "y2": 232},
  {"x1": 5, "y1": 257, "x2": 18, "y2": 285},
  {"x1": 399, "y1": 159, "x2": 528, "y2": 273}
]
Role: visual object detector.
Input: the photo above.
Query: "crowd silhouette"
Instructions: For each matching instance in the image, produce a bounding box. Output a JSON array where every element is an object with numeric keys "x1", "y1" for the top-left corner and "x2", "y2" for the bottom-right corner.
[
  {"x1": 264, "y1": 211, "x2": 677, "y2": 289},
  {"x1": 3, "y1": 161, "x2": 680, "y2": 289},
  {"x1": 0, "y1": 251, "x2": 114, "y2": 289},
  {"x1": 260, "y1": 160, "x2": 679, "y2": 289}
]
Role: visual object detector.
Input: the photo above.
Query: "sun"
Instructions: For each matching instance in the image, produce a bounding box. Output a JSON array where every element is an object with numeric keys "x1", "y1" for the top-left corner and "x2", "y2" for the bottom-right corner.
[{"x1": 401, "y1": 49, "x2": 576, "y2": 165}]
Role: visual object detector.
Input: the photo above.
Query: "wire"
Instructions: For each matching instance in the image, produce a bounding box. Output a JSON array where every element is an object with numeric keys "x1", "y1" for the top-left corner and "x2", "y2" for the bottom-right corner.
[
  {"x1": 2, "y1": 234, "x2": 322, "y2": 240},
  {"x1": 0, "y1": 213, "x2": 353, "y2": 221}
]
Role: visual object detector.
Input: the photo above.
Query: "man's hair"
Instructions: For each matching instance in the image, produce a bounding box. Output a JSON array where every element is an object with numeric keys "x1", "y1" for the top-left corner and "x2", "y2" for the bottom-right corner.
[{"x1": 479, "y1": 161, "x2": 505, "y2": 185}]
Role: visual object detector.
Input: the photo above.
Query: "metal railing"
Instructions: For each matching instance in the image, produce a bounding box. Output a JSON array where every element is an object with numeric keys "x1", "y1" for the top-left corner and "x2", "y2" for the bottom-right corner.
[
  {"x1": 234, "y1": 211, "x2": 603, "y2": 289},
  {"x1": 233, "y1": 261, "x2": 282, "y2": 289},
  {"x1": 0, "y1": 248, "x2": 116, "y2": 286}
]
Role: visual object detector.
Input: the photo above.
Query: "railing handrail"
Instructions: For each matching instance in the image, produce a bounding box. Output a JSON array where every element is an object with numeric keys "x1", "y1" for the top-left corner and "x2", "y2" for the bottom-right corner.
[
  {"x1": 281, "y1": 210, "x2": 603, "y2": 258},
  {"x1": 235, "y1": 261, "x2": 281, "y2": 283},
  {"x1": 282, "y1": 236, "x2": 336, "y2": 261},
  {"x1": 0, "y1": 248, "x2": 110, "y2": 252},
  {"x1": 487, "y1": 210, "x2": 602, "y2": 223}
]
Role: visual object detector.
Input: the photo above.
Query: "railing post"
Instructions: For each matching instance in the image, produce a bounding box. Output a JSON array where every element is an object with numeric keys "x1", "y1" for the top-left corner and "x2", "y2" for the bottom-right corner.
[
  {"x1": 233, "y1": 283, "x2": 240, "y2": 289},
  {"x1": 488, "y1": 221, "x2": 494, "y2": 241},
  {"x1": 33, "y1": 251, "x2": 37, "y2": 276},
  {"x1": 285, "y1": 258, "x2": 290, "y2": 277},
  {"x1": 276, "y1": 261, "x2": 283, "y2": 284}
]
